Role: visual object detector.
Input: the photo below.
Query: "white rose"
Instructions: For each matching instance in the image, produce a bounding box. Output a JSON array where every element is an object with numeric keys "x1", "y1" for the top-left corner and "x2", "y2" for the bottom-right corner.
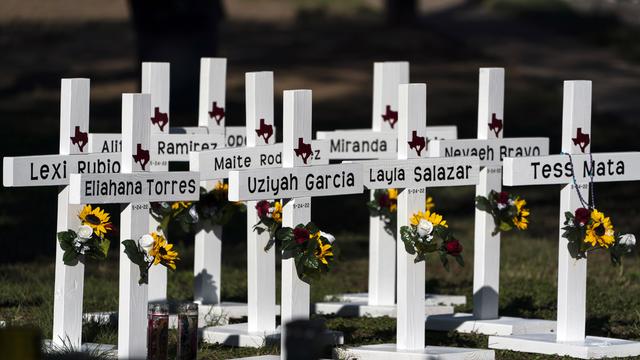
[
  {"x1": 76, "y1": 225, "x2": 94, "y2": 243},
  {"x1": 619, "y1": 234, "x2": 636, "y2": 247},
  {"x1": 417, "y1": 219, "x2": 433, "y2": 237},
  {"x1": 138, "y1": 234, "x2": 155, "y2": 253},
  {"x1": 320, "y1": 231, "x2": 335, "y2": 243}
]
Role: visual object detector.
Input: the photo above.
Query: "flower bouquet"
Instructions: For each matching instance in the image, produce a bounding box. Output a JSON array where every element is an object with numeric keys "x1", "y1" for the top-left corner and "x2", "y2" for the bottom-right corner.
[
  {"x1": 194, "y1": 181, "x2": 246, "y2": 229},
  {"x1": 400, "y1": 210, "x2": 464, "y2": 270},
  {"x1": 150, "y1": 181, "x2": 245, "y2": 234},
  {"x1": 150, "y1": 201, "x2": 198, "y2": 234},
  {"x1": 367, "y1": 188, "x2": 435, "y2": 237},
  {"x1": 253, "y1": 200, "x2": 283, "y2": 251},
  {"x1": 475, "y1": 190, "x2": 529, "y2": 235},
  {"x1": 275, "y1": 222, "x2": 336, "y2": 284},
  {"x1": 57, "y1": 205, "x2": 113, "y2": 265},
  {"x1": 562, "y1": 207, "x2": 636, "y2": 264},
  {"x1": 122, "y1": 231, "x2": 180, "y2": 284}
]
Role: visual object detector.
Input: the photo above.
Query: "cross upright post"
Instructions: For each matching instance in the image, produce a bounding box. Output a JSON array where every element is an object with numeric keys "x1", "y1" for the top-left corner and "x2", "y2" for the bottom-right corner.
[
  {"x1": 426, "y1": 68, "x2": 555, "y2": 335},
  {"x1": 489, "y1": 80, "x2": 640, "y2": 358},
  {"x1": 315, "y1": 62, "x2": 462, "y2": 318},
  {"x1": 3, "y1": 79, "x2": 121, "y2": 350},
  {"x1": 192, "y1": 74, "x2": 333, "y2": 347},
  {"x1": 228, "y1": 89, "x2": 367, "y2": 358},
  {"x1": 338, "y1": 83, "x2": 494, "y2": 359},
  {"x1": 69, "y1": 93, "x2": 200, "y2": 359}
]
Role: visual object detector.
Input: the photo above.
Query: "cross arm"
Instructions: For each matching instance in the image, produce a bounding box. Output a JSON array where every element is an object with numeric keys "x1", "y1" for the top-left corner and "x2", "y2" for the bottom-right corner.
[
  {"x1": 68, "y1": 171, "x2": 200, "y2": 204},
  {"x1": 503, "y1": 152, "x2": 640, "y2": 186},
  {"x1": 429, "y1": 137, "x2": 549, "y2": 166},
  {"x1": 228, "y1": 163, "x2": 363, "y2": 201},
  {"x1": 359, "y1": 156, "x2": 479, "y2": 189},
  {"x1": 3, "y1": 153, "x2": 122, "y2": 187}
]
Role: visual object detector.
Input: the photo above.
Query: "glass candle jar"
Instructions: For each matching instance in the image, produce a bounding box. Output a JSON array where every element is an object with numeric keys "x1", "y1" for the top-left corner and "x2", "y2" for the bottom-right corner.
[
  {"x1": 147, "y1": 303, "x2": 169, "y2": 360},
  {"x1": 176, "y1": 302, "x2": 199, "y2": 360}
]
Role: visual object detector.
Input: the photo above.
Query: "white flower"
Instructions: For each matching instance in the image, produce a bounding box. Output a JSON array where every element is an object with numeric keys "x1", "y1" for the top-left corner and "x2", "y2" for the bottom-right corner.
[
  {"x1": 417, "y1": 219, "x2": 434, "y2": 237},
  {"x1": 619, "y1": 234, "x2": 636, "y2": 247},
  {"x1": 76, "y1": 225, "x2": 94, "y2": 243},
  {"x1": 497, "y1": 203, "x2": 507, "y2": 210},
  {"x1": 320, "y1": 231, "x2": 335, "y2": 243},
  {"x1": 138, "y1": 234, "x2": 155, "y2": 253}
]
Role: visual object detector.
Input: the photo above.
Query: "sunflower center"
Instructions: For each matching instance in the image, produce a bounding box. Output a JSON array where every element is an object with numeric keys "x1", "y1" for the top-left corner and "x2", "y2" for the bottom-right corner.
[
  {"x1": 85, "y1": 214, "x2": 101, "y2": 225},
  {"x1": 594, "y1": 223, "x2": 605, "y2": 237},
  {"x1": 159, "y1": 247, "x2": 167, "y2": 256}
]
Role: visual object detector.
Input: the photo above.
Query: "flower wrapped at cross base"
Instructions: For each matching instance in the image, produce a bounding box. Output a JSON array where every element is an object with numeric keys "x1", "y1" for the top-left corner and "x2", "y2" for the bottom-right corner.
[
  {"x1": 475, "y1": 190, "x2": 529, "y2": 235},
  {"x1": 150, "y1": 201, "x2": 198, "y2": 234},
  {"x1": 275, "y1": 222, "x2": 336, "y2": 284},
  {"x1": 122, "y1": 231, "x2": 179, "y2": 284},
  {"x1": 195, "y1": 181, "x2": 246, "y2": 229},
  {"x1": 150, "y1": 181, "x2": 245, "y2": 234},
  {"x1": 367, "y1": 188, "x2": 435, "y2": 238},
  {"x1": 562, "y1": 207, "x2": 636, "y2": 264},
  {"x1": 400, "y1": 210, "x2": 464, "y2": 270},
  {"x1": 253, "y1": 200, "x2": 283, "y2": 251},
  {"x1": 57, "y1": 205, "x2": 113, "y2": 266}
]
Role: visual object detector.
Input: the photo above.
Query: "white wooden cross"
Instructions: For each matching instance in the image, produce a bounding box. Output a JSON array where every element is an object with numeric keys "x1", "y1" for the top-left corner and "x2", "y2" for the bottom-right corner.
[
  {"x1": 87, "y1": 60, "x2": 227, "y2": 306},
  {"x1": 488, "y1": 81, "x2": 640, "y2": 358},
  {"x1": 3, "y1": 79, "x2": 122, "y2": 350},
  {"x1": 228, "y1": 89, "x2": 363, "y2": 358},
  {"x1": 191, "y1": 73, "x2": 330, "y2": 347},
  {"x1": 426, "y1": 68, "x2": 555, "y2": 335},
  {"x1": 315, "y1": 62, "x2": 462, "y2": 318},
  {"x1": 339, "y1": 84, "x2": 494, "y2": 360},
  {"x1": 68, "y1": 93, "x2": 199, "y2": 359}
]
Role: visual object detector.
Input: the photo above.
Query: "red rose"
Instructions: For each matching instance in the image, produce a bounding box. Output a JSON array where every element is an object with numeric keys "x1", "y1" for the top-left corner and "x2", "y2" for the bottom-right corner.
[
  {"x1": 445, "y1": 239, "x2": 463, "y2": 256},
  {"x1": 256, "y1": 200, "x2": 270, "y2": 218},
  {"x1": 293, "y1": 227, "x2": 310, "y2": 244},
  {"x1": 574, "y1": 208, "x2": 590, "y2": 226},
  {"x1": 378, "y1": 193, "x2": 391, "y2": 208},
  {"x1": 497, "y1": 191, "x2": 509, "y2": 205}
]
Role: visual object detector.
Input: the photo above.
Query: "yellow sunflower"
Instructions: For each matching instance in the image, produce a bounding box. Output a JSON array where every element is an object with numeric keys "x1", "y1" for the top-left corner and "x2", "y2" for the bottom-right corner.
[
  {"x1": 215, "y1": 181, "x2": 229, "y2": 192},
  {"x1": 585, "y1": 209, "x2": 615, "y2": 248},
  {"x1": 388, "y1": 188, "x2": 398, "y2": 213},
  {"x1": 425, "y1": 196, "x2": 435, "y2": 211},
  {"x1": 148, "y1": 232, "x2": 179, "y2": 270},
  {"x1": 171, "y1": 201, "x2": 191, "y2": 210},
  {"x1": 272, "y1": 201, "x2": 283, "y2": 223},
  {"x1": 314, "y1": 235, "x2": 333, "y2": 265},
  {"x1": 410, "y1": 210, "x2": 448, "y2": 228},
  {"x1": 512, "y1": 198, "x2": 530, "y2": 230},
  {"x1": 78, "y1": 205, "x2": 113, "y2": 237}
]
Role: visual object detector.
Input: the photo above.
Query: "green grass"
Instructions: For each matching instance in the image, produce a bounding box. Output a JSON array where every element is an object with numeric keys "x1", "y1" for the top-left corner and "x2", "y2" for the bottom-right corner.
[{"x1": 2, "y1": 196, "x2": 640, "y2": 359}]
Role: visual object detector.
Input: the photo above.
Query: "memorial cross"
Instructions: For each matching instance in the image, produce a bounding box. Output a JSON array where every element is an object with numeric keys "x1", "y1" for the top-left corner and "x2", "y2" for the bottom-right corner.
[
  {"x1": 315, "y1": 62, "x2": 461, "y2": 318},
  {"x1": 2, "y1": 79, "x2": 121, "y2": 350},
  {"x1": 68, "y1": 93, "x2": 199, "y2": 359},
  {"x1": 228, "y1": 89, "x2": 363, "y2": 358},
  {"x1": 426, "y1": 68, "x2": 555, "y2": 335},
  {"x1": 489, "y1": 81, "x2": 640, "y2": 358},
  {"x1": 338, "y1": 84, "x2": 494, "y2": 359},
  {"x1": 191, "y1": 73, "x2": 330, "y2": 347}
]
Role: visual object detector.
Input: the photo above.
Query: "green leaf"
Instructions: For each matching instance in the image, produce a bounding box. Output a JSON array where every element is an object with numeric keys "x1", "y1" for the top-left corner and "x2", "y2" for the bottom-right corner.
[
  {"x1": 63, "y1": 250, "x2": 79, "y2": 266},
  {"x1": 455, "y1": 255, "x2": 465, "y2": 267},
  {"x1": 122, "y1": 240, "x2": 145, "y2": 266},
  {"x1": 99, "y1": 238, "x2": 110, "y2": 258},
  {"x1": 498, "y1": 221, "x2": 513, "y2": 233},
  {"x1": 57, "y1": 230, "x2": 77, "y2": 251},
  {"x1": 475, "y1": 196, "x2": 492, "y2": 212}
]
